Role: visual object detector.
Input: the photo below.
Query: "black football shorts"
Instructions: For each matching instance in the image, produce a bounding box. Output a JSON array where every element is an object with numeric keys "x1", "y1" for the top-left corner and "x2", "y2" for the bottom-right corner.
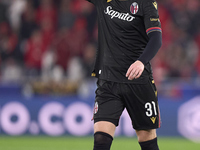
[{"x1": 93, "y1": 78, "x2": 161, "y2": 130}]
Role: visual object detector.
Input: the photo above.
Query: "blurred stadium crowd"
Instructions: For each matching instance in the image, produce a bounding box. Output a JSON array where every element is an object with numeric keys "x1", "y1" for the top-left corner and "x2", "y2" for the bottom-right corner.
[{"x1": 0, "y1": 0, "x2": 200, "y2": 89}]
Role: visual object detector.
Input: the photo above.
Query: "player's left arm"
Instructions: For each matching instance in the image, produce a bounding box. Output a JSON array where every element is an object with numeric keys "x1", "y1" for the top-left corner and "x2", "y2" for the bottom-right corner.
[
  {"x1": 126, "y1": 0, "x2": 162, "y2": 80},
  {"x1": 138, "y1": 0, "x2": 162, "y2": 65}
]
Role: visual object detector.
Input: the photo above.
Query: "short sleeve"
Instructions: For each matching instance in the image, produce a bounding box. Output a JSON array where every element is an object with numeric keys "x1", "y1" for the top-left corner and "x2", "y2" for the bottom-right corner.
[{"x1": 142, "y1": 0, "x2": 162, "y2": 35}]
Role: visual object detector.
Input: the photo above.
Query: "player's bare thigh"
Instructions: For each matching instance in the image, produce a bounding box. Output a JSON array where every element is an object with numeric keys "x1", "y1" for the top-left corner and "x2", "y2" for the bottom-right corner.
[
  {"x1": 136, "y1": 129, "x2": 157, "y2": 142},
  {"x1": 94, "y1": 121, "x2": 116, "y2": 137}
]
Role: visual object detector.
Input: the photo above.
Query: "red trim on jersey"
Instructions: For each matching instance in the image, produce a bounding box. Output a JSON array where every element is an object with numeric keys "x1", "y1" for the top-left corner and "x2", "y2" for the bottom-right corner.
[
  {"x1": 158, "y1": 107, "x2": 161, "y2": 128},
  {"x1": 146, "y1": 27, "x2": 162, "y2": 34}
]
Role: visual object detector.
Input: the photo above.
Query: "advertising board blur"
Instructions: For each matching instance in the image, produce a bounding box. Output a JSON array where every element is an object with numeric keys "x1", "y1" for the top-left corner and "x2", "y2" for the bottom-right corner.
[
  {"x1": 0, "y1": 84, "x2": 200, "y2": 142},
  {"x1": 0, "y1": 100, "x2": 135, "y2": 137}
]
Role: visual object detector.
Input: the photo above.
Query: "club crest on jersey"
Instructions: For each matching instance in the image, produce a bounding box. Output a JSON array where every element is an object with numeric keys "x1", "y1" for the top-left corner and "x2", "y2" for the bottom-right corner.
[{"x1": 130, "y1": 2, "x2": 139, "y2": 14}]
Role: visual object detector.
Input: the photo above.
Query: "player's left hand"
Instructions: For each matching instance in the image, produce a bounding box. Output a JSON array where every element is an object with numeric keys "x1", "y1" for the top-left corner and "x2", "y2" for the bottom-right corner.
[{"x1": 126, "y1": 60, "x2": 144, "y2": 80}]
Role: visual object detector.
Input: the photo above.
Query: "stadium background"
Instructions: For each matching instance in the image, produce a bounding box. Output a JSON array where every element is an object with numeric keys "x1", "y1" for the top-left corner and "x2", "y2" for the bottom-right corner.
[{"x1": 0, "y1": 0, "x2": 200, "y2": 149}]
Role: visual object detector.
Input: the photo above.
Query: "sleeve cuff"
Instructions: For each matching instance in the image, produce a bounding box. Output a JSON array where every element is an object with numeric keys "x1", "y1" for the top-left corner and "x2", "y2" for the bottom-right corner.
[{"x1": 146, "y1": 27, "x2": 162, "y2": 35}]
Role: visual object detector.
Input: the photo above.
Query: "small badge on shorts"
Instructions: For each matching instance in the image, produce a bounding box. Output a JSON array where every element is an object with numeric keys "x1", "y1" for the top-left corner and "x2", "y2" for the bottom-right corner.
[
  {"x1": 94, "y1": 102, "x2": 99, "y2": 114},
  {"x1": 130, "y1": 2, "x2": 139, "y2": 14},
  {"x1": 150, "y1": 117, "x2": 157, "y2": 124}
]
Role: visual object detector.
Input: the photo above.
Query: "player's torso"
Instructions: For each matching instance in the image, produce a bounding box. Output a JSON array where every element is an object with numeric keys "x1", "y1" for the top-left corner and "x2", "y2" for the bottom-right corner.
[
  {"x1": 96, "y1": 0, "x2": 146, "y2": 34},
  {"x1": 93, "y1": 0, "x2": 152, "y2": 83},
  {"x1": 95, "y1": 0, "x2": 148, "y2": 60}
]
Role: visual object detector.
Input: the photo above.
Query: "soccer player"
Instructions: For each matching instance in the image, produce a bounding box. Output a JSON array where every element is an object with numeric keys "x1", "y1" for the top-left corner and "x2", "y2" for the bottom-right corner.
[{"x1": 87, "y1": 0, "x2": 162, "y2": 150}]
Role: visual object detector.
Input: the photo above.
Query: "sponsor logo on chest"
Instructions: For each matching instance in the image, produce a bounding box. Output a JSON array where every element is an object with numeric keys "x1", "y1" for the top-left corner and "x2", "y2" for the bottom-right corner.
[{"x1": 104, "y1": 6, "x2": 135, "y2": 22}]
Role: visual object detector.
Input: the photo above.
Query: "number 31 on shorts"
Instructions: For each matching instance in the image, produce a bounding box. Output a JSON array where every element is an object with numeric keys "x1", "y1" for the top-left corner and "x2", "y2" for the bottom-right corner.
[{"x1": 145, "y1": 101, "x2": 157, "y2": 117}]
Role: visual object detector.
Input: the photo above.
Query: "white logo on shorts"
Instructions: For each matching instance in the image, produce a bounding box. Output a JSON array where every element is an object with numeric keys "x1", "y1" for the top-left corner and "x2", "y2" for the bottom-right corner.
[{"x1": 94, "y1": 102, "x2": 99, "y2": 114}]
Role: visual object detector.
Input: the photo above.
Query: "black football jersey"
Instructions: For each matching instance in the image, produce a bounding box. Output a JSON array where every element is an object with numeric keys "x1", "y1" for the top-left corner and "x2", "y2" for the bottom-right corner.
[{"x1": 88, "y1": 0, "x2": 162, "y2": 83}]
